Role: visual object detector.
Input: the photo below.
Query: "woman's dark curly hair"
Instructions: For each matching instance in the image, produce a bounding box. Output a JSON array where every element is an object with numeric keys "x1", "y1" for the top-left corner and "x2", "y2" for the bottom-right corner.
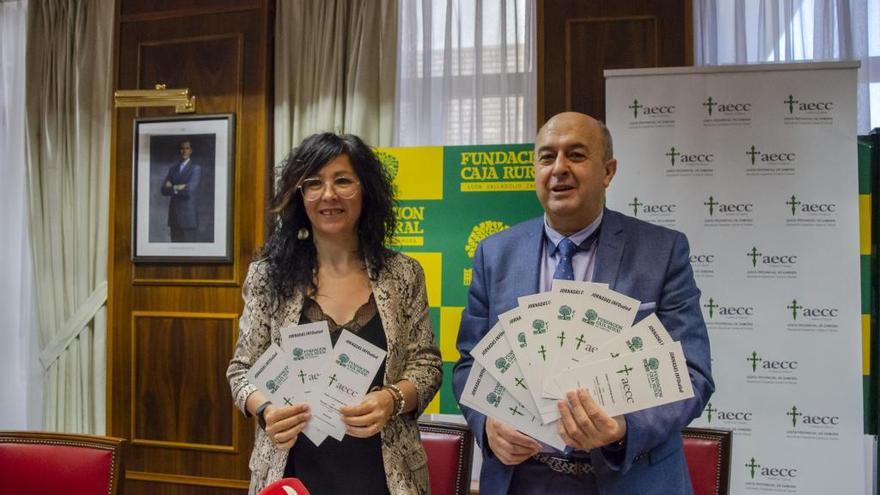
[{"x1": 260, "y1": 133, "x2": 396, "y2": 310}]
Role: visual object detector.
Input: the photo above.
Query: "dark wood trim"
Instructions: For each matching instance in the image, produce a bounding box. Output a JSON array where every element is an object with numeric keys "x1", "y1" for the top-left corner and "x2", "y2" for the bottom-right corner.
[
  {"x1": 126, "y1": 470, "x2": 249, "y2": 489},
  {"x1": 536, "y1": 0, "x2": 545, "y2": 130},
  {"x1": 120, "y1": 3, "x2": 261, "y2": 24},
  {"x1": 685, "y1": 0, "x2": 694, "y2": 66}
]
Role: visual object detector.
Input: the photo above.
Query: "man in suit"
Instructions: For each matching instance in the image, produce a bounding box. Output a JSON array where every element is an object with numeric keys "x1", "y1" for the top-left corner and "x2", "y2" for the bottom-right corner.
[
  {"x1": 161, "y1": 139, "x2": 202, "y2": 242},
  {"x1": 452, "y1": 112, "x2": 714, "y2": 494}
]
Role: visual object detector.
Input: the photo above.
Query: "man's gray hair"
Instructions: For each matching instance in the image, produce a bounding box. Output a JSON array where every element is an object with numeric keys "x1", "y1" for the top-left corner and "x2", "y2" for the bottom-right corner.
[{"x1": 597, "y1": 120, "x2": 613, "y2": 161}]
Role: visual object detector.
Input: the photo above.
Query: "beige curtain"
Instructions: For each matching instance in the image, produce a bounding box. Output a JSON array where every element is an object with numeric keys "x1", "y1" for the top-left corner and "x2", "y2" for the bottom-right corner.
[
  {"x1": 25, "y1": 0, "x2": 113, "y2": 433},
  {"x1": 274, "y1": 0, "x2": 398, "y2": 164}
]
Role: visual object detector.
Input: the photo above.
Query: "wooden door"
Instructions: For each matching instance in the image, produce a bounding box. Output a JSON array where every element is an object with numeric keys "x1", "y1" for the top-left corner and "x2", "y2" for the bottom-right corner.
[
  {"x1": 538, "y1": 0, "x2": 692, "y2": 125},
  {"x1": 108, "y1": 1, "x2": 273, "y2": 493}
]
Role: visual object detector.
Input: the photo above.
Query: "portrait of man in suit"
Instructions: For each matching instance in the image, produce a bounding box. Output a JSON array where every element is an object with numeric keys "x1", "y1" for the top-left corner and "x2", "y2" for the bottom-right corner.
[
  {"x1": 160, "y1": 139, "x2": 202, "y2": 242},
  {"x1": 453, "y1": 112, "x2": 714, "y2": 495}
]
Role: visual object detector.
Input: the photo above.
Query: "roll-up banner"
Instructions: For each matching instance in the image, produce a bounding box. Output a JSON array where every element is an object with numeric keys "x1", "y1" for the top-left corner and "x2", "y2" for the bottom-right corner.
[{"x1": 605, "y1": 62, "x2": 864, "y2": 495}]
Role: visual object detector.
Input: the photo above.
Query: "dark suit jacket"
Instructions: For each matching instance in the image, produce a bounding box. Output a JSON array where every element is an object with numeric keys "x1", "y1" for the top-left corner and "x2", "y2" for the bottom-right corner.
[
  {"x1": 453, "y1": 208, "x2": 714, "y2": 495},
  {"x1": 160, "y1": 161, "x2": 201, "y2": 229}
]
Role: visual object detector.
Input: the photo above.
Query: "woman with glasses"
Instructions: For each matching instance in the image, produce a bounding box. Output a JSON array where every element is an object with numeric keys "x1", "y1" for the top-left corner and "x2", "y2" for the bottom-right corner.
[{"x1": 227, "y1": 133, "x2": 442, "y2": 495}]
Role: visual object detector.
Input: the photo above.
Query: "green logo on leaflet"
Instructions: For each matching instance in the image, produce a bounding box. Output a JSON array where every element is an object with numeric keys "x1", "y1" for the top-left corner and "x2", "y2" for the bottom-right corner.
[
  {"x1": 558, "y1": 305, "x2": 573, "y2": 321},
  {"x1": 583, "y1": 309, "x2": 598, "y2": 325},
  {"x1": 532, "y1": 319, "x2": 548, "y2": 334},
  {"x1": 495, "y1": 356, "x2": 511, "y2": 373},
  {"x1": 626, "y1": 336, "x2": 644, "y2": 352},
  {"x1": 336, "y1": 353, "x2": 370, "y2": 376},
  {"x1": 517, "y1": 332, "x2": 527, "y2": 348},
  {"x1": 292, "y1": 348, "x2": 304, "y2": 360},
  {"x1": 486, "y1": 384, "x2": 505, "y2": 407},
  {"x1": 375, "y1": 150, "x2": 399, "y2": 180},
  {"x1": 643, "y1": 358, "x2": 663, "y2": 398},
  {"x1": 266, "y1": 366, "x2": 291, "y2": 393}
]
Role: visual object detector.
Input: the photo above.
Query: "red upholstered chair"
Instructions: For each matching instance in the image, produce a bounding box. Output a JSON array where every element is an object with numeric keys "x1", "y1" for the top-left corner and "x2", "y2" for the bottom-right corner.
[
  {"x1": 682, "y1": 427, "x2": 732, "y2": 495},
  {"x1": 0, "y1": 430, "x2": 124, "y2": 495},
  {"x1": 418, "y1": 420, "x2": 474, "y2": 495}
]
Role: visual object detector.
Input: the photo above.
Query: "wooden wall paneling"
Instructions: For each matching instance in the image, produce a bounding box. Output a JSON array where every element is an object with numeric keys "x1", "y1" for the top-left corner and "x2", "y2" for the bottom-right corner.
[
  {"x1": 130, "y1": 312, "x2": 238, "y2": 452},
  {"x1": 132, "y1": 32, "x2": 243, "y2": 286},
  {"x1": 109, "y1": 1, "x2": 272, "y2": 494},
  {"x1": 537, "y1": 0, "x2": 691, "y2": 124},
  {"x1": 564, "y1": 16, "x2": 658, "y2": 114}
]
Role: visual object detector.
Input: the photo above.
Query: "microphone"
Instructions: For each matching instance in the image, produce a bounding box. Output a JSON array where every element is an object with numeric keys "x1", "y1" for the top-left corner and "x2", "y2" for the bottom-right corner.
[{"x1": 257, "y1": 478, "x2": 311, "y2": 495}]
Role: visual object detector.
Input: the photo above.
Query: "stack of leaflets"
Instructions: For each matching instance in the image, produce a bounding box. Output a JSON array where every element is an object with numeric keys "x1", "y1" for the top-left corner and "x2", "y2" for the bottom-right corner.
[
  {"x1": 460, "y1": 280, "x2": 694, "y2": 451},
  {"x1": 246, "y1": 322, "x2": 386, "y2": 447}
]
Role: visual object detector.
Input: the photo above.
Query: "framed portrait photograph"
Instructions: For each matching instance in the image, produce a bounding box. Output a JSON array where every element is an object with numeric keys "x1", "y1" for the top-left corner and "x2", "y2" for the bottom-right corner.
[{"x1": 132, "y1": 114, "x2": 234, "y2": 262}]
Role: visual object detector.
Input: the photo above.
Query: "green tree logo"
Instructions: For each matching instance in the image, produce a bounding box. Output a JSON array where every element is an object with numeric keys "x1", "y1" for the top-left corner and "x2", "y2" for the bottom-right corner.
[
  {"x1": 266, "y1": 379, "x2": 279, "y2": 394},
  {"x1": 583, "y1": 309, "x2": 598, "y2": 325},
  {"x1": 558, "y1": 305, "x2": 573, "y2": 321},
  {"x1": 465, "y1": 220, "x2": 509, "y2": 258},
  {"x1": 532, "y1": 319, "x2": 548, "y2": 334},
  {"x1": 336, "y1": 354, "x2": 350, "y2": 367},
  {"x1": 517, "y1": 332, "x2": 527, "y2": 348},
  {"x1": 495, "y1": 357, "x2": 509, "y2": 372},
  {"x1": 486, "y1": 392, "x2": 501, "y2": 407},
  {"x1": 292, "y1": 348, "x2": 304, "y2": 360},
  {"x1": 645, "y1": 358, "x2": 660, "y2": 371},
  {"x1": 375, "y1": 150, "x2": 399, "y2": 180},
  {"x1": 627, "y1": 336, "x2": 644, "y2": 352}
]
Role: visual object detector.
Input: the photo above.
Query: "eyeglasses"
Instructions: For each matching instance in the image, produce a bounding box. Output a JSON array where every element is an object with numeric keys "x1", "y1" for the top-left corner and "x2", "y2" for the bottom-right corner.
[{"x1": 297, "y1": 175, "x2": 360, "y2": 201}]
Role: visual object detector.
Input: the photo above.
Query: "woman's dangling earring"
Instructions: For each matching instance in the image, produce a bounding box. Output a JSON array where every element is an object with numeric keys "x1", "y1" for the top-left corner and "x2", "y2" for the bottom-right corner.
[{"x1": 297, "y1": 227, "x2": 310, "y2": 240}]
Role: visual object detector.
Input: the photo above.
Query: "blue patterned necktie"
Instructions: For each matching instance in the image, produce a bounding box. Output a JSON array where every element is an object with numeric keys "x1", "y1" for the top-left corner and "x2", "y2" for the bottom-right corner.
[{"x1": 553, "y1": 237, "x2": 578, "y2": 280}]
